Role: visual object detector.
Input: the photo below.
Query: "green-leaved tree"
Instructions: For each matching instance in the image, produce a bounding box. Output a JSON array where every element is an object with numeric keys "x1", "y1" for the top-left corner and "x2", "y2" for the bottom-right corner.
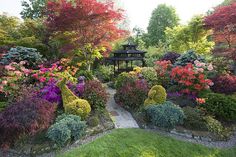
[
  {"x1": 147, "y1": 4, "x2": 179, "y2": 46},
  {"x1": 20, "y1": 0, "x2": 47, "y2": 19},
  {"x1": 165, "y1": 15, "x2": 215, "y2": 54}
]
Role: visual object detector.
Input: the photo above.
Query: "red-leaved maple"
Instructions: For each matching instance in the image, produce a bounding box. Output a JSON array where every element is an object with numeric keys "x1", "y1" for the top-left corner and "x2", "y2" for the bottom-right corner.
[
  {"x1": 46, "y1": 0, "x2": 128, "y2": 53},
  {"x1": 204, "y1": 2, "x2": 236, "y2": 48}
]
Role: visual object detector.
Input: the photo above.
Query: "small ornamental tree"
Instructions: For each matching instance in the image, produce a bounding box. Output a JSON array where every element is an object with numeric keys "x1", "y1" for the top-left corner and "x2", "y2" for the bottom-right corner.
[
  {"x1": 204, "y1": 2, "x2": 236, "y2": 48},
  {"x1": 46, "y1": 0, "x2": 127, "y2": 50}
]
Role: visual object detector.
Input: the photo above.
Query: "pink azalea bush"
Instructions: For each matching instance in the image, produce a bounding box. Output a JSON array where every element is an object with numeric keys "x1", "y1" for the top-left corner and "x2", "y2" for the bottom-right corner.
[{"x1": 0, "y1": 61, "x2": 32, "y2": 96}]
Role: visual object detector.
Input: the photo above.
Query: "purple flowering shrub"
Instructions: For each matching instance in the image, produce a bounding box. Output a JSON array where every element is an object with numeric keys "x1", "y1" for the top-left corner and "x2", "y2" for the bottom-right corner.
[
  {"x1": 39, "y1": 76, "x2": 86, "y2": 105},
  {"x1": 40, "y1": 80, "x2": 62, "y2": 104},
  {"x1": 114, "y1": 79, "x2": 149, "y2": 110}
]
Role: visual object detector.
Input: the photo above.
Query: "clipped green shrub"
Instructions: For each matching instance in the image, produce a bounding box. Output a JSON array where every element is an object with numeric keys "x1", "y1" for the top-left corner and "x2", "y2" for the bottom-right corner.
[
  {"x1": 174, "y1": 50, "x2": 205, "y2": 66},
  {"x1": 87, "y1": 114, "x2": 100, "y2": 127},
  {"x1": 204, "y1": 116, "x2": 224, "y2": 137},
  {"x1": 0, "y1": 46, "x2": 45, "y2": 68},
  {"x1": 145, "y1": 101, "x2": 185, "y2": 129},
  {"x1": 0, "y1": 101, "x2": 7, "y2": 111},
  {"x1": 115, "y1": 72, "x2": 137, "y2": 89},
  {"x1": 183, "y1": 107, "x2": 207, "y2": 131},
  {"x1": 57, "y1": 78, "x2": 91, "y2": 119},
  {"x1": 47, "y1": 122, "x2": 71, "y2": 146},
  {"x1": 144, "y1": 85, "x2": 167, "y2": 106},
  {"x1": 201, "y1": 93, "x2": 236, "y2": 121},
  {"x1": 47, "y1": 114, "x2": 86, "y2": 146},
  {"x1": 141, "y1": 67, "x2": 159, "y2": 87},
  {"x1": 94, "y1": 65, "x2": 113, "y2": 82}
]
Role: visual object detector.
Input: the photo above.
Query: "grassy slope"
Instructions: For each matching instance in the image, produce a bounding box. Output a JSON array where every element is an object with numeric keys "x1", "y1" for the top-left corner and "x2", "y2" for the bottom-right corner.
[{"x1": 58, "y1": 128, "x2": 236, "y2": 157}]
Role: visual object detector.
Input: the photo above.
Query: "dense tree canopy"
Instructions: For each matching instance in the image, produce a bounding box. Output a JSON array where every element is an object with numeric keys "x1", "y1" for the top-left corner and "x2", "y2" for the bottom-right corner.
[
  {"x1": 204, "y1": 2, "x2": 236, "y2": 48},
  {"x1": 165, "y1": 16, "x2": 214, "y2": 54},
  {"x1": 218, "y1": 0, "x2": 236, "y2": 6},
  {"x1": 20, "y1": 0, "x2": 47, "y2": 19},
  {"x1": 0, "y1": 14, "x2": 52, "y2": 57},
  {"x1": 0, "y1": 14, "x2": 21, "y2": 45},
  {"x1": 46, "y1": 0, "x2": 127, "y2": 51},
  {"x1": 147, "y1": 4, "x2": 179, "y2": 46}
]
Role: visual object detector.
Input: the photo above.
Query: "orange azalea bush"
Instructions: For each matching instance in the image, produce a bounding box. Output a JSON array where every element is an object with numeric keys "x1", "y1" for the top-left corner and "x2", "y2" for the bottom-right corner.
[
  {"x1": 170, "y1": 63, "x2": 214, "y2": 95},
  {"x1": 196, "y1": 98, "x2": 206, "y2": 104}
]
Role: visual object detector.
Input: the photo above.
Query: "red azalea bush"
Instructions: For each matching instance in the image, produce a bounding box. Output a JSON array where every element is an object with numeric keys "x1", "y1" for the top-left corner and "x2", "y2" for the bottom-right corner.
[
  {"x1": 0, "y1": 97, "x2": 56, "y2": 147},
  {"x1": 82, "y1": 80, "x2": 108, "y2": 111},
  {"x1": 114, "y1": 79, "x2": 149, "y2": 110},
  {"x1": 155, "y1": 60, "x2": 172, "y2": 87},
  {"x1": 211, "y1": 74, "x2": 236, "y2": 94},
  {"x1": 170, "y1": 63, "x2": 213, "y2": 95}
]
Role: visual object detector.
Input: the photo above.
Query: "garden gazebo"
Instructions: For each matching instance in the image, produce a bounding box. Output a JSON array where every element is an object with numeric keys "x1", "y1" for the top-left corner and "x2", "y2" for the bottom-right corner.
[{"x1": 109, "y1": 43, "x2": 146, "y2": 75}]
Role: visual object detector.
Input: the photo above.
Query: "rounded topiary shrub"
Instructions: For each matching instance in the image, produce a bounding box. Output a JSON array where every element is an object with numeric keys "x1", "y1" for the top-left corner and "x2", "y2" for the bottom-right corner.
[
  {"x1": 204, "y1": 116, "x2": 224, "y2": 137},
  {"x1": 202, "y1": 93, "x2": 236, "y2": 121},
  {"x1": 114, "y1": 79, "x2": 149, "y2": 110},
  {"x1": 144, "y1": 85, "x2": 167, "y2": 106},
  {"x1": 145, "y1": 101, "x2": 185, "y2": 130},
  {"x1": 211, "y1": 75, "x2": 236, "y2": 94}
]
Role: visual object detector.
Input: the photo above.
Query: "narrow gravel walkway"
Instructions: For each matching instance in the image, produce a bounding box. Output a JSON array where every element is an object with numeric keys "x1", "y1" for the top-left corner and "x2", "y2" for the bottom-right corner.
[{"x1": 106, "y1": 88, "x2": 139, "y2": 128}]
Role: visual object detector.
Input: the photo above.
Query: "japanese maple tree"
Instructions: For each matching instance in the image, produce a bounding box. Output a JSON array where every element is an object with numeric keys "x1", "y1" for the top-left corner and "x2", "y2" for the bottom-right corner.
[
  {"x1": 46, "y1": 0, "x2": 127, "y2": 52},
  {"x1": 204, "y1": 2, "x2": 236, "y2": 48}
]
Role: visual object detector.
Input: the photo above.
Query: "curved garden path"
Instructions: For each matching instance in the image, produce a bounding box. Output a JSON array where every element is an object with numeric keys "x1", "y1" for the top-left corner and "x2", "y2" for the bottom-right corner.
[{"x1": 106, "y1": 88, "x2": 139, "y2": 128}]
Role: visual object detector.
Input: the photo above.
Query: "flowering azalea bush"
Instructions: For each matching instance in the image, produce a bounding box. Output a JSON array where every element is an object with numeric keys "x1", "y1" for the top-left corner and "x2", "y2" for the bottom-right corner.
[
  {"x1": 31, "y1": 63, "x2": 63, "y2": 83},
  {"x1": 155, "y1": 60, "x2": 172, "y2": 86},
  {"x1": 155, "y1": 60, "x2": 172, "y2": 77},
  {"x1": 170, "y1": 62, "x2": 214, "y2": 95},
  {"x1": 39, "y1": 80, "x2": 62, "y2": 104},
  {"x1": 195, "y1": 98, "x2": 206, "y2": 104},
  {"x1": 0, "y1": 61, "x2": 32, "y2": 97}
]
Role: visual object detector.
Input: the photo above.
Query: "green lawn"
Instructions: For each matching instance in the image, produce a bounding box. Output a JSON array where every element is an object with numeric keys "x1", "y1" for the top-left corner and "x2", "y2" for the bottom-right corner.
[{"x1": 58, "y1": 128, "x2": 236, "y2": 157}]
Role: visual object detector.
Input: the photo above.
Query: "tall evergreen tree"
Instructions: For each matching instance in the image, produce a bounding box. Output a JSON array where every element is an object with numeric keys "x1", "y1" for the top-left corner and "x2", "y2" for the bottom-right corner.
[{"x1": 147, "y1": 4, "x2": 179, "y2": 46}]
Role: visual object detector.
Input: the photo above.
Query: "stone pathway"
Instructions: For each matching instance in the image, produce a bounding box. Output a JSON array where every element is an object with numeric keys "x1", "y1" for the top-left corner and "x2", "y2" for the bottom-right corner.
[{"x1": 106, "y1": 88, "x2": 139, "y2": 128}]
